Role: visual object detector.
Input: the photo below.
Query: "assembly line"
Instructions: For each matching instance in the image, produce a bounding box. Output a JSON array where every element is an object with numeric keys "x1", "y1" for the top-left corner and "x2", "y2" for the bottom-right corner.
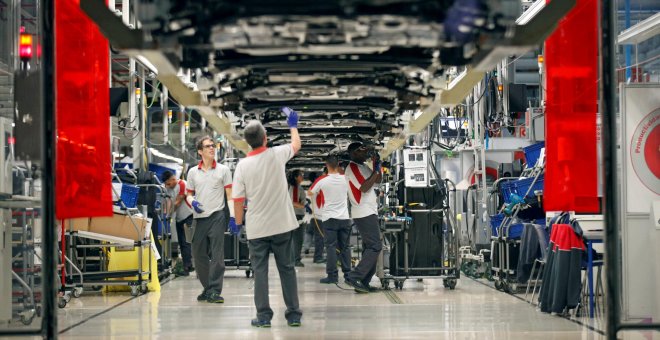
[{"x1": 1, "y1": 0, "x2": 659, "y2": 339}]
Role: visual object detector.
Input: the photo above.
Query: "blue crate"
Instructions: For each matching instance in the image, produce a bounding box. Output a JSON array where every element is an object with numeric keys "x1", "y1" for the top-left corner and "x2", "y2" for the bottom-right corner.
[
  {"x1": 500, "y1": 180, "x2": 517, "y2": 203},
  {"x1": 523, "y1": 142, "x2": 545, "y2": 168},
  {"x1": 513, "y1": 174, "x2": 544, "y2": 198},
  {"x1": 490, "y1": 213, "x2": 524, "y2": 238},
  {"x1": 115, "y1": 184, "x2": 140, "y2": 208}
]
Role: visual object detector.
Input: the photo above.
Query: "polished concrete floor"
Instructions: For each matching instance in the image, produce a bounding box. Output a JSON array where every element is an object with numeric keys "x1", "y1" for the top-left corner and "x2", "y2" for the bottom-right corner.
[{"x1": 23, "y1": 255, "x2": 623, "y2": 340}]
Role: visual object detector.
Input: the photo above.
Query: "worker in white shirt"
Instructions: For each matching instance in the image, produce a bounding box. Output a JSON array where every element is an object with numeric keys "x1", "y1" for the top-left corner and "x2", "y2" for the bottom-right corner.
[
  {"x1": 305, "y1": 170, "x2": 327, "y2": 264},
  {"x1": 162, "y1": 171, "x2": 194, "y2": 276},
  {"x1": 343, "y1": 142, "x2": 382, "y2": 293},
  {"x1": 287, "y1": 170, "x2": 306, "y2": 267},
  {"x1": 186, "y1": 136, "x2": 235, "y2": 304},
  {"x1": 232, "y1": 107, "x2": 303, "y2": 328},
  {"x1": 309, "y1": 154, "x2": 352, "y2": 284}
]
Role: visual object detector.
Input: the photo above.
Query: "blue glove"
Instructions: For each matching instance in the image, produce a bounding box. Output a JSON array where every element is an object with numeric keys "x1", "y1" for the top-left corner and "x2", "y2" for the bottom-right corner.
[
  {"x1": 305, "y1": 204, "x2": 312, "y2": 214},
  {"x1": 373, "y1": 159, "x2": 382, "y2": 173},
  {"x1": 191, "y1": 200, "x2": 204, "y2": 214},
  {"x1": 443, "y1": 0, "x2": 488, "y2": 44},
  {"x1": 228, "y1": 217, "x2": 241, "y2": 235},
  {"x1": 281, "y1": 107, "x2": 299, "y2": 128}
]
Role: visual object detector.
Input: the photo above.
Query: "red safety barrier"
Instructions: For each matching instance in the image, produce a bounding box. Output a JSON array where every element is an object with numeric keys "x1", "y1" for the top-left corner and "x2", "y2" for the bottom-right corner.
[
  {"x1": 55, "y1": 0, "x2": 113, "y2": 219},
  {"x1": 544, "y1": 0, "x2": 601, "y2": 212}
]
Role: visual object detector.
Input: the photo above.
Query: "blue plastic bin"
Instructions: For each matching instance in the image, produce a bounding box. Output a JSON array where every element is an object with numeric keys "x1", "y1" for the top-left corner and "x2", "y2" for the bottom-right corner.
[
  {"x1": 523, "y1": 142, "x2": 545, "y2": 167},
  {"x1": 490, "y1": 213, "x2": 524, "y2": 238},
  {"x1": 513, "y1": 174, "x2": 544, "y2": 198},
  {"x1": 115, "y1": 183, "x2": 140, "y2": 208},
  {"x1": 500, "y1": 180, "x2": 517, "y2": 203}
]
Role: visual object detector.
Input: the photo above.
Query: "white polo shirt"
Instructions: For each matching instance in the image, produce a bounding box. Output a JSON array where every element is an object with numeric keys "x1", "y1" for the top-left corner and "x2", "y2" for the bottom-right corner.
[
  {"x1": 344, "y1": 161, "x2": 378, "y2": 219},
  {"x1": 232, "y1": 145, "x2": 299, "y2": 240},
  {"x1": 186, "y1": 160, "x2": 232, "y2": 219},
  {"x1": 308, "y1": 175, "x2": 327, "y2": 221},
  {"x1": 165, "y1": 179, "x2": 193, "y2": 222},
  {"x1": 309, "y1": 173, "x2": 349, "y2": 222}
]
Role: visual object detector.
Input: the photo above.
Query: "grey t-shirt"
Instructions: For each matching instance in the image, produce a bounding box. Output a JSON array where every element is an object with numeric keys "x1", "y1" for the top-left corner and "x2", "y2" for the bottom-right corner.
[
  {"x1": 186, "y1": 160, "x2": 233, "y2": 219},
  {"x1": 232, "y1": 145, "x2": 299, "y2": 240},
  {"x1": 288, "y1": 184, "x2": 306, "y2": 216}
]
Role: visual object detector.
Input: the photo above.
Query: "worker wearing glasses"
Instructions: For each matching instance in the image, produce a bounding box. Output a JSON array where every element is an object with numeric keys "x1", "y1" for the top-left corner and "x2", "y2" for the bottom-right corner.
[{"x1": 185, "y1": 136, "x2": 235, "y2": 304}]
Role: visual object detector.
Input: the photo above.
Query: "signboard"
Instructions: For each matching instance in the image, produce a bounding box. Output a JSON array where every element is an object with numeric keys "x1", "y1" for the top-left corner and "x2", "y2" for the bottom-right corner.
[{"x1": 622, "y1": 85, "x2": 660, "y2": 213}]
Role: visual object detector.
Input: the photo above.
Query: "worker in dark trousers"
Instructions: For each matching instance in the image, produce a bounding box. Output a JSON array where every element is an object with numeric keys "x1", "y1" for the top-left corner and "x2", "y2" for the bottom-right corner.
[
  {"x1": 186, "y1": 136, "x2": 235, "y2": 303},
  {"x1": 162, "y1": 171, "x2": 194, "y2": 276},
  {"x1": 288, "y1": 170, "x2": 306, "y2": 267},
  {"x1": 232, "y1": 107, "x2": 303, "y2": 328},
  {"x1": 309, "y1": 154, "x2": 352, "y2": 284},
  {"x1": 306, "y1": 171, "x2": 327, "y2": 264},
  {"x1": 343, "y1": 142, "x2": 382, "y2": 293}
]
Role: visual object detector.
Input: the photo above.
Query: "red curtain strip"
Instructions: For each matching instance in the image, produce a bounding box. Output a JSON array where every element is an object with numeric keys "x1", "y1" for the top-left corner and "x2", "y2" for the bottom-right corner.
[
  {"x1": 544, "y1": 0, "x2": 601, "y2": 212},
  {"x1": 55, "y1": 0, "x2": 113, "y2": 219}
]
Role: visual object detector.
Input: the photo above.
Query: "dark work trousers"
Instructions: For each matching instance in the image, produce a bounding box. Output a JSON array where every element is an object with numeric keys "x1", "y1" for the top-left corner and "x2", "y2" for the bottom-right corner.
[
  {"x1": 322, "y1": 218, "x2": 352, "y2": 280},
  {"x1": 347, "y1": 214, "x2": 382, "y2": 285},
  {"x1": 292, "y1": 215, "x2": 305, "y2": 263},
  {"x1": 176, "y1": 214, "x2": 194, "y2": 270},
  {"x1": 249, "y1": 230, "x2": 303, "y2": 322},
  {"x1": 309, "y1": 218, "x2": 326, "y2": 262},
  {"x1": 191, "y1": 210, "x2": 226, "y2": 295}
]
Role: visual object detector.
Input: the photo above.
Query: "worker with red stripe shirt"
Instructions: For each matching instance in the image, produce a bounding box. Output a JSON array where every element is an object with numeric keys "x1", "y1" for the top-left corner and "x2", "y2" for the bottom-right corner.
[
  {"x1": 309, "y1": 154, "x2": 352, "y2": 284},
  {"x1": 343, "y1": 142, "x2": 382, "y2": 293},
  {"x1": 162, "y1": 171, "x2": 195, "y2": 276},
  {"x1": 287, "y1": 170, "x2": 307, "y2": 267},
  {"x1": 305, "y1": 170, "x2": 327, "y2": 264}
]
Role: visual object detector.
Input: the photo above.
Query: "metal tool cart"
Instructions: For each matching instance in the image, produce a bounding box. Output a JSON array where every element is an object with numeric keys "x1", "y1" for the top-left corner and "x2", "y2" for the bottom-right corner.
[
  {"x1": 0, "y1": 196, "x2": 42, "y2": 326},
  {"x1": 490, "y1": 163, "x2": 545, "y2": 293},
  {"x1": 9, "y1": 203, "x2": 41, "y2": 324},
  {"x1": 224, "y1": 233, "x2": 252, "y2": 277},
  {"x1": 63, "y1": 172, "x2": 154, "y2": 297},
  {"x1": 137, "y1": 179, "x2": 173, "y2": 279},
  {"x1": 378, "y1": 179, "x2": 460, "y2": 290}
]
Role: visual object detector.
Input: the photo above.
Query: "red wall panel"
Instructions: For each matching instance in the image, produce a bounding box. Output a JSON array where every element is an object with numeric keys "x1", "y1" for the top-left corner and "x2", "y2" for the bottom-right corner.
[
  {"x1": 544, "y1": 0, "x2": 600, "y2": 213},
  {"x1": 55, "y1": 0, "x2": 112, "y2": 219}
]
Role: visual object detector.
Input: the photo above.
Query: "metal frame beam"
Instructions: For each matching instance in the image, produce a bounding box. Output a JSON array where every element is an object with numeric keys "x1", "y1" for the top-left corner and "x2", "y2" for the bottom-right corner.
[{"x1": 80, "y1": 0, "x2": 250, "y2": 154}]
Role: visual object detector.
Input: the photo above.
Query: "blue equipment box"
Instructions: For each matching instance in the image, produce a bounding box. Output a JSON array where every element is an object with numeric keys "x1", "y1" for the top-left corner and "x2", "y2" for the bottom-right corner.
[
  {"x1": 115, "y1": 183, "x2": 140, "y2": 208},
  {"x1": 523, "y1": 142, "x2": 544, "y2": 168}
]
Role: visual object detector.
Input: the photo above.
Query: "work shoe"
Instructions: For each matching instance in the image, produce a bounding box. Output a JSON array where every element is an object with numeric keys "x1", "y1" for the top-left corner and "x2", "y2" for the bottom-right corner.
[
  {"x1": 206, "y1": 292, "x2": 225, "y2": 303},
  {"x1": 251, "y1": 319, "x2": 271, "y2": 328},
  {"x1": 197, "y1": 291, "x2": 208, "y2": 301},
  {"x1": 344, "y1": 278, "x2": 369, "y2": 294},
  {"x1": 295, "y1": 261, "x2": 305, "y2": 267},
  {"x1": 173, "y1": 267, "x2": 189, "y2": 277},
  {"x1": 313, "y1": 258, "x2": 327, "y2": 264},
  {"x1": 319, "y1": 277, "x2": 338, "y2": 284},
  {"x1": 287, "y1": 319, "x2": 302, "y2": 327},
  {"x1": 363, "y1": 283, "x2": 379, "y2": 293}
]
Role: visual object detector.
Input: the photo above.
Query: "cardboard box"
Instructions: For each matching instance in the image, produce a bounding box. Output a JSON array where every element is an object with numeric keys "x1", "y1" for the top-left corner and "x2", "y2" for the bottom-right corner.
[
  {"x1": 67, "y1": 218, "x2": 90, "y2": 232},
  {"x1": 90, "y1": 213, "x2": 149, "y2": 241}
]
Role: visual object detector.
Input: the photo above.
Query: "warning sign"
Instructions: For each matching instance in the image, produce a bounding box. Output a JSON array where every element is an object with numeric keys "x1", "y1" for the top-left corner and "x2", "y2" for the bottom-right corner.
[{"x1": 630, "y1": 108, "x2": 660, "y2": 195}]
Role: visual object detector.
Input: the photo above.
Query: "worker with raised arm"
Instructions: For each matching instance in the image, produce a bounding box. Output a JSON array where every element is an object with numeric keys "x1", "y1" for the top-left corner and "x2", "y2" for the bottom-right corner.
[
  {"x1": 186, "y1": 137, "x2": 235, "y2": 304},
  {"x1": 343, "y1": 142, "x2": 383, "y2": 293},
  {"x1": 231, "y1": 107, "x2": 303, "y2": 328}
]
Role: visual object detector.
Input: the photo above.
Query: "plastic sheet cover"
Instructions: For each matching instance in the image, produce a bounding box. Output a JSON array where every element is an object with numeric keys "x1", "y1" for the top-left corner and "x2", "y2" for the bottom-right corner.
[
  {"x1": 544, "y1": 0, "x2": 600, "y2": 212},
  {"x1": 55, "y1": 0, "x2": 113, "y2": 219}
]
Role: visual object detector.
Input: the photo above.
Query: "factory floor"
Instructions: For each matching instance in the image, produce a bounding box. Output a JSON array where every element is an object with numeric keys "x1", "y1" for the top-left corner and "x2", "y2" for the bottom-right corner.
[{"x1": 34, "y1": 257, "x2": 656, "y2": 339}]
